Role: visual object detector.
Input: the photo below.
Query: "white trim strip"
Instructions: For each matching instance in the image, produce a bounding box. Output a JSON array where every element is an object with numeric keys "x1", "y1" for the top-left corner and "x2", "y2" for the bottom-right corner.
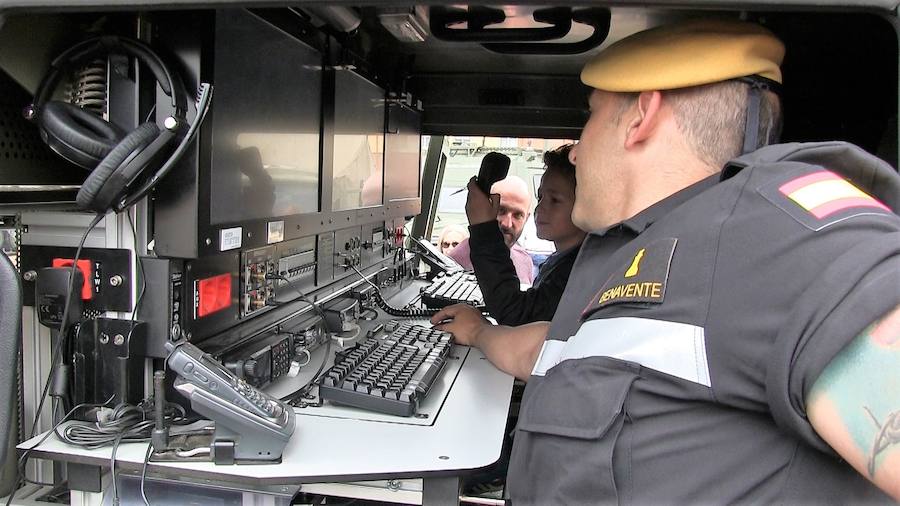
[{"x1": 532, "y1": 317, "x2": 711, "y2": 387}]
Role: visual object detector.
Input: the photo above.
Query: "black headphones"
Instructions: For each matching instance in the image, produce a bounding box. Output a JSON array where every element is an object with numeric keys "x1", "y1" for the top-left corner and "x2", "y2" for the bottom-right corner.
[{"x1": 29, "y1": 35, "x2": 204, "y2": 214}]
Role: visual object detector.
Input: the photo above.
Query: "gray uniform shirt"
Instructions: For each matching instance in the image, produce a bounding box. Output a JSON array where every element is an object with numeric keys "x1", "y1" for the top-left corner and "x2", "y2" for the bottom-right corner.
[{"x1": 508, "y1": 142, "x2": 900, "y2": 505}]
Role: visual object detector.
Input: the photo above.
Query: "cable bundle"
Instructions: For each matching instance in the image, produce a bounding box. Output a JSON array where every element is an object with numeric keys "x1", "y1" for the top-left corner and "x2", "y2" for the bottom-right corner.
[{"x1": 57, "y1": 400, "x2": 186, "y2": 449}]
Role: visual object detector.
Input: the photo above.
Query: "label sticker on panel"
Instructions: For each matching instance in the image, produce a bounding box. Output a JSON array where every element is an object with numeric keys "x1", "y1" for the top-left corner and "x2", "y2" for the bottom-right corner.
[
  {"x1": 267, "y1": 221, "x2": 285, "y2": 244},
  {"x1": 220, "y1": 227, "x2": 243, "y2": 251}
]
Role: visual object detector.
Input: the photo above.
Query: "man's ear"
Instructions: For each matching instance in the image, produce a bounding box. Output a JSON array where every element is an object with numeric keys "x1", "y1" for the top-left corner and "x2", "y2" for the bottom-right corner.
[{"x1": 624, "y1": 91, "x2": 663, "y2": 149}]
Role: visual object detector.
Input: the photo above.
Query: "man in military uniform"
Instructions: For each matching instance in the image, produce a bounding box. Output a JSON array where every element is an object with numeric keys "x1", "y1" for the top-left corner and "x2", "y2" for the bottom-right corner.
[{"x1": 433, "y1": 19, "x2": 900, "y2": 504}]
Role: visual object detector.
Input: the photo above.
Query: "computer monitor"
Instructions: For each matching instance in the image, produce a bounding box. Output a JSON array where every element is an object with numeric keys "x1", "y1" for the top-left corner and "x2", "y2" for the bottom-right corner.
[
  {"x1": 331, "y1": 70, "x2": 385, "y2": 211},
  {"x1": 151, "y1": 9, "x2": 419, "y2": 259},
  {"x1": 384, "y1": 102, "x2": 422, "y2": 203},
  {"x1": 208, "y1": 8, "x2": 322, "y2": 225}
]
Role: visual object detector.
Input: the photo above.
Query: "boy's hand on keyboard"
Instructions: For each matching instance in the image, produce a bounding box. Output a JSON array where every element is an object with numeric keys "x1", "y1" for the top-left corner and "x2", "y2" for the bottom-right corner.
[{"x1": 431, "y1": 303, "x2": 490, "y2": 346}]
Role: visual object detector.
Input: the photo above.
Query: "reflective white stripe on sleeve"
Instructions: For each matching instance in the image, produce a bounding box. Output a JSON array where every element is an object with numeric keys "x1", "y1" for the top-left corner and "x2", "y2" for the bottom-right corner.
[
  {"x1": 531, "y1": 317, "x2": 711, "y2": 387},
  {"x1": 531, "y1": 339, "x2": 567, "y2": 377}
]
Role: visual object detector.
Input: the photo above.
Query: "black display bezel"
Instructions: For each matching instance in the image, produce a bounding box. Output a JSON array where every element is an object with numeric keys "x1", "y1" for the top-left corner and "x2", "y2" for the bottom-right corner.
[{"x1": 151, "y1": 8, "x2": 421, "y2": 260}]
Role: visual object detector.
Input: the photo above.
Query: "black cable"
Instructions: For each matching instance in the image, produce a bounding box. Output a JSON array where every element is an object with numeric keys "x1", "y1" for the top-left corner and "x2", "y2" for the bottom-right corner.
[
  {"x1": 115, "y1": 213, "x2": 149, "y2": 506},
  {"x1": 55, "y1": 400, "x2": 187, "y2": 505},
  {"x1": 347, "y1": 264, "x2": 437, "y2": 318},
  {"x1": 140, "y1": 444, "x2": 153, "y2": 506},
  {"x1": 20, "y1": 392, "x2": 55, "y2": 490},
  {"x1": 29, "y1": 212, "x2": 104, "y2": 440},
  {"x1": 57, "y1": 402, "x2": 186, "y2": 448},
  {"x1": 265, "y1": 273, "x2": 328, "y2": 325},
  {"x1": 23, "y1": 213, "x2": 148, "y2": 503},
  {"x1": 110, "y1": 431, "x2": 125, "y2": 505},
  {"x1": 6, "y1": 398, "x2": 113, "y2": 506},
  {"x1": 290, "y1": 337, "x2": 332, "y2": 405},
  {"x1": 126, "y1": 211, "x2": 147, "y2": 323}
]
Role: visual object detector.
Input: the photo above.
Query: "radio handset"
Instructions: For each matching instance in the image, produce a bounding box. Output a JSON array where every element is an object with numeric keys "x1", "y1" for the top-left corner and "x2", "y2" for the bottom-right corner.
[
  {"x1": 166, "y1": 340, "x2": 295, "y2": 464},
  {"x1": 475, "y1": 151, "x2": 511, "y2": 196}
]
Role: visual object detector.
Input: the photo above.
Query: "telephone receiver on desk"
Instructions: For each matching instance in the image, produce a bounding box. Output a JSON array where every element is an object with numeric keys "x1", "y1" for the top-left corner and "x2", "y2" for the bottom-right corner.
[
  {"x1": 412, "y1": 237, "x2": 463, "y2": 276},
  {"x1": 165, "y1": 340, "x2": 295, "y2": 464}
]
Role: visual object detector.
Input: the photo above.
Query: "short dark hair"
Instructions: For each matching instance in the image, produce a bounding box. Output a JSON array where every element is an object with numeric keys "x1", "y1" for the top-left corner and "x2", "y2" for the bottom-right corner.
[
  {"x1": 543, "y1": 143, "x2": 577, "y2": 188},
  {"x1": 665, "y1": 81, "x2": 782, "y2": 170},
  {"x1": 613, "y1": 82, "x2": 782, "y2": 171}
]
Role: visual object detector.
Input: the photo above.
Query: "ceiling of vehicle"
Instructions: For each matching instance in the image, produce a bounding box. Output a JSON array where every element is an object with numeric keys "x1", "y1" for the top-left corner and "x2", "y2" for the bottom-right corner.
[{"x1": 0, "y1": 2, "x2": 895, "y2": 152}]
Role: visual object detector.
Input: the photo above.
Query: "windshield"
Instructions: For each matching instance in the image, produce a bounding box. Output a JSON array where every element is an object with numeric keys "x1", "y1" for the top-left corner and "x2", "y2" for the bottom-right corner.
[{"x1": 427, "y1": 135, "x2": 574, "y2": 266}]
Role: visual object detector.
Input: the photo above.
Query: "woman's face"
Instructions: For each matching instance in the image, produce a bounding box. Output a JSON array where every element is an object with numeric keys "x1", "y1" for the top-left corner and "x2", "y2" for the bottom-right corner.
[{"x1": 534, "y1": 168, "x2": 581, "y2": 243}]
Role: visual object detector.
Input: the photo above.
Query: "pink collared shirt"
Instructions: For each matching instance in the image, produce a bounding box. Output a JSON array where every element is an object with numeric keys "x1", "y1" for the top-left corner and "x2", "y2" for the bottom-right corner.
[{"x1": 447, "y1": 238, "x2": 535, "y2": 284}]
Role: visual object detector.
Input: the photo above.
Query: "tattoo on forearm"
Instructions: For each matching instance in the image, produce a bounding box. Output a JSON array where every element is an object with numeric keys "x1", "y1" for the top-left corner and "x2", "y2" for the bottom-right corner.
[
  {"x1": 809, "y1": 306, "x2": 900, "y2": 479},
  {"x1": 864, "y1": 407, "x2": 900, "y2": 477}
]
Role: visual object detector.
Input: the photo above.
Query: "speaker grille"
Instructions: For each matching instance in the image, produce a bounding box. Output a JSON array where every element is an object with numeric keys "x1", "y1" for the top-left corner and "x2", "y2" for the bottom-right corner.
[
  {"x1": 0, "y1": 104, "x2": 56, "y2": 165},
  {"x1": 0, "y1": 69, "x2": 84, "y2": 197}
]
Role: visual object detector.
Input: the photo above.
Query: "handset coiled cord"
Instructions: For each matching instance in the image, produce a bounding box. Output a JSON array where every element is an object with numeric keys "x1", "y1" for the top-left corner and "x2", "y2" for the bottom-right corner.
[{"x1": 346, "y1": 263, "x2": 438, "y2": 318}]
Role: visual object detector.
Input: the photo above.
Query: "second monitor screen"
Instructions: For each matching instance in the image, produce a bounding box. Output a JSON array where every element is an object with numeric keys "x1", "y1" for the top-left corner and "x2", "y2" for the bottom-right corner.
[{"x1": 332, "y1": 71, "x2": 385, "y2": 211}]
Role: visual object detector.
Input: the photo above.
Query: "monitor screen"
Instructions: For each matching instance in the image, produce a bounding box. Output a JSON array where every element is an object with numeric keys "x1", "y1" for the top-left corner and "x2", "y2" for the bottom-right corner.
[
  {"x1": 384, "y1": 103, "x2": 421, "y2": 202},
  {"x1": 331, "y1": 70, "x2": 384, "y2": 211},
  {"x1": 209, "y1": 9, "x2": 322, "y2": 225}
]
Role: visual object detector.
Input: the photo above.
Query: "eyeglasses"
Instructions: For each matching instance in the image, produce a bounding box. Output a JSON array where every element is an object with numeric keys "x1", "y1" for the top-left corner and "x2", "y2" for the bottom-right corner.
[{"x1": 441, "y1": 241, "x2": 460, "y2": 249}]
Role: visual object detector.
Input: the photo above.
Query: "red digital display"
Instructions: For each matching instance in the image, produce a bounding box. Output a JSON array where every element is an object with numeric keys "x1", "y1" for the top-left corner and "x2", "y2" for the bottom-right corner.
[
  {"x1": 196, "y1": 273, "x2": 232, "y2": 318},
  {"x1": 51, "y1": 258, "x2": 93, "y2": 300}
]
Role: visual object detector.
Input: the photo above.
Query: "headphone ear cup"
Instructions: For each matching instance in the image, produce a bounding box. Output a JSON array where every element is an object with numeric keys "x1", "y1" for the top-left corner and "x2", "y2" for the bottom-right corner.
[
  {"x1": 39, "y1": 101, "x2": 126, "y2": 169},
  {"x1": 77, "y1": 122, "x2": 160, "y2": 213}
]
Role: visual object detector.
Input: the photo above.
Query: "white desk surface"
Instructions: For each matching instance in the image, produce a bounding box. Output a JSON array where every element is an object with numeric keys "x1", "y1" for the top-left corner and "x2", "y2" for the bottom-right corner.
[{"x1": 19, "y1": 345, "x2": 514, "y2": 486}]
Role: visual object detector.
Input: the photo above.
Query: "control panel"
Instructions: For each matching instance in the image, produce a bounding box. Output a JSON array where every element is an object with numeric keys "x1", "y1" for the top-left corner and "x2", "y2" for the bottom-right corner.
[
  {"x1": 334, "y1": 227, "x2": 362, "y2": 274},
  {"x1": 170, "y1": 270, "x2": 184, "y2": 342},
  {"x1": 20, "y1": 245, "x2": 133, "y2": 313},
  {"x1": 223, "y1": 332, "x2": 287, "y2": 388},
  {"x1": 316, "y1": 232, "x2": 335, "y2": 286},
  {"x1": 218, "y1": 313, "x2": 328, "y2": 387},
  {"x1": 388, "y1": 218, "x2": 407, "y2": 251},
  {"x1": 360, "y1": 223, "x2": 391, "y2": 269},
  {"x1": 240, "y1": 237, "x2": 319, "y2": 318},
  {"x1": 274, "y1": 237, "x2": 316, "y2": 290},
  {"x1": 322, "y1": 297, "x2": 360, "y2": 332},
  {"x1": 292, "y1": 314, "x2": 329, "y2": 351},
  {"x1": 240, "y1": 246, "x2": 277, "y2": 317},
  {"x1": 144, "y1": 224, "x2": 402, "y2": 350}
]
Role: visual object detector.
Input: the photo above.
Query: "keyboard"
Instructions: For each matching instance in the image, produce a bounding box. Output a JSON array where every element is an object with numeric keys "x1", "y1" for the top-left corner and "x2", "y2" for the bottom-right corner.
[
  {"x1": 317, "y1": 322, "x2": 453, "y2": 416},
  {"x1": 420, "y1": 271, "x2": 484, "y2": 309}
]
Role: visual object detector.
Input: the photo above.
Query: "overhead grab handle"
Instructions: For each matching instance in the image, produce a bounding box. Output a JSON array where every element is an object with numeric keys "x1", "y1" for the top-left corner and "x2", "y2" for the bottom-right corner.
[
  {"x1": 481, "y1": 8, "x2": 612, "y2": 55},
  {"x1": 429, "y1": 6, "x2": 573, "y2": 42}
]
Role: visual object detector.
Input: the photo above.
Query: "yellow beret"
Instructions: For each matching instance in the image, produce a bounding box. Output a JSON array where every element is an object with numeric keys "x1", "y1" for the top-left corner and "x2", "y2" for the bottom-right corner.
[{"x1": 581, "y1": 19, "x2": 785, "y2": 91}]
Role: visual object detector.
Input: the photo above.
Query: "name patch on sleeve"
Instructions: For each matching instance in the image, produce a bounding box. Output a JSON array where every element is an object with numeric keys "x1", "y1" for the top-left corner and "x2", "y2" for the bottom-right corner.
[
  {"x1": 761, "y1": 170, "x2": 892, "y2": 231},
  {"x1": 581, "y1": 237, "x2": 677, "y2": 320}
]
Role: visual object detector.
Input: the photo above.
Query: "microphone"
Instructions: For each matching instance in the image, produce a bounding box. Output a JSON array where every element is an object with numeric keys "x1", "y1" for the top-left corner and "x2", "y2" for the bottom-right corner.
[{"x1": 475, "y1": 151, "x2": 511, "y2": 195}]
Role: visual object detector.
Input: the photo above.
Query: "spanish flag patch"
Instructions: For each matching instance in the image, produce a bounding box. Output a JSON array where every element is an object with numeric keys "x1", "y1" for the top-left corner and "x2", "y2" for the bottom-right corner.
[
  {"x1": 779, "y1": 171, "x2": 889, "y2": 218},
  {"x1": 762, "y1": 169, "x2": 892, "y2": 231}
]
